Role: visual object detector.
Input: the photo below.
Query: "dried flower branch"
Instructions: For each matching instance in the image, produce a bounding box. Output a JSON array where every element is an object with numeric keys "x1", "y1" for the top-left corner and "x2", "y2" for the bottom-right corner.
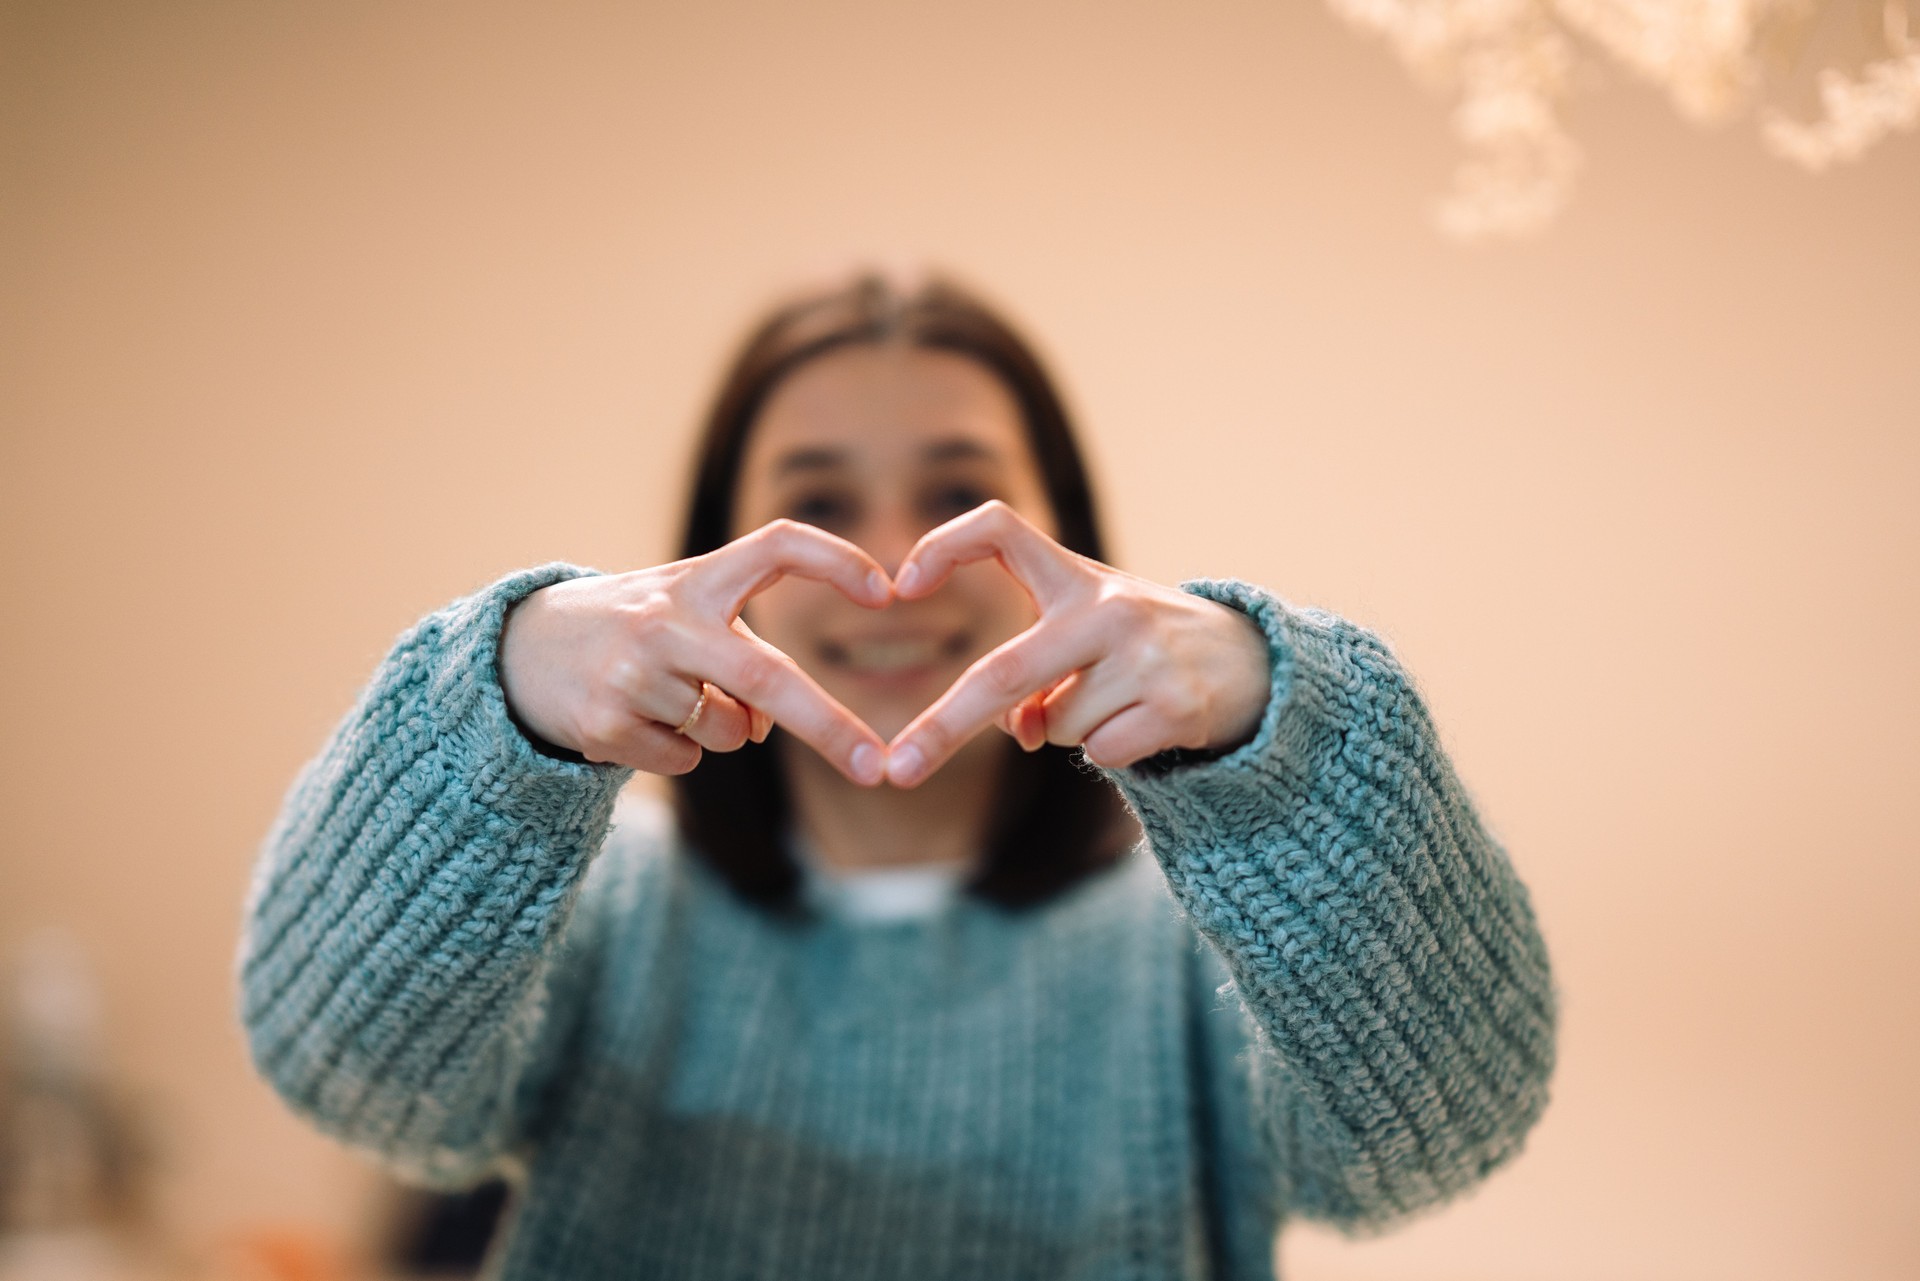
[
  {"x1": 1325, "y1": 0, "x2": 1581, "y2": 239},
  {"x1": 1761, "y1": 3, "x2": 1920, "y2": 168},
  {"x1": 1325, "y1": 0, "x2": 1920, "y2": 238}
]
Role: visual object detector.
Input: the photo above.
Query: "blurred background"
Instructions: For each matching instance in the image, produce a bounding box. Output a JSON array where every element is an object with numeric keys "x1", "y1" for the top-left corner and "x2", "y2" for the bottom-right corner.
[{"x1": 3, "y1": 1, "x2": 1915, "y2": 1278}]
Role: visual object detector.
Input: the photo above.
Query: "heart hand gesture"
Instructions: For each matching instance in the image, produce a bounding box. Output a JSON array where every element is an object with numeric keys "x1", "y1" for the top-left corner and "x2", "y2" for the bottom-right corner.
[
  {"x1": 884, "y1": 500, "x2": 1272, "y2": 787},
  {"x1": 500, "y1": 504, "x2": 1272, "y2": 789},
  {"x1": 498, "y1": 519, "x2": 895, "y2": 785}
]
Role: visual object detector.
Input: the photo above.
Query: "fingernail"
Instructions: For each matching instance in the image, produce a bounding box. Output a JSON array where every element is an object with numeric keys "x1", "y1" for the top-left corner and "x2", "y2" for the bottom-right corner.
[
  {"x1": 866, "y1": 570, "x2": 889, "y2": 602},
  {"x1": 888, "y1": 744, "x2": 924, "y2": 786},
  {"x1": 894, "y1": 563, "x2": 921, "y2": 596},
  {"x1": 850, "y1": 742, "x2": 883, "y2": 785}
]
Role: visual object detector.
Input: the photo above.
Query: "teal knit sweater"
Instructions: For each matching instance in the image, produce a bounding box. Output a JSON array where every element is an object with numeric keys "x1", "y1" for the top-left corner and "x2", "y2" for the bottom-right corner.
[{"x1": 238, "y1": 565, "x2": 1556, "y2": 1280}]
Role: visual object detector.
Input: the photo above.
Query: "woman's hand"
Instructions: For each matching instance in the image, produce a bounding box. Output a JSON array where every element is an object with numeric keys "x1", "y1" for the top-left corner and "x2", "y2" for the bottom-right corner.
[
  {"x1": 885, "y1": 500, "x2": 1272, "y2": 788},
  {"x1": 498, "y1": 520, "x2": 894, "y2": 784}
]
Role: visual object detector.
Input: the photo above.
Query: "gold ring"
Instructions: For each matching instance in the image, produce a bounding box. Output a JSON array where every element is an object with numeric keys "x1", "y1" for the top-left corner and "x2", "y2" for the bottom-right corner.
[{"x1": 675, "y1": 683, "x2": 709, "y2": 736}]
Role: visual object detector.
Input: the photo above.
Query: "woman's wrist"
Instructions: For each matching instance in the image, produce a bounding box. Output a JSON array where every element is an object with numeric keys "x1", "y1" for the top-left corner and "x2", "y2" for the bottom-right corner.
[
  {"x1": 497, "y1": 587, "x2": 590, "y2": 763},
  {"x1": 1196, "y1": 597, "x2": 1273, "y2": 754}
]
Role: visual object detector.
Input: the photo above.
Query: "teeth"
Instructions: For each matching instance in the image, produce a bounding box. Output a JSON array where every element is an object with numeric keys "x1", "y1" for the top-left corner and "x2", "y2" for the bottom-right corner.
[
  {"x1": 842, "y1": 639, "x2": 944, "y2": 672},
  {"x1": 823, "y1": 633, "x2": 972, "y2": 674}
]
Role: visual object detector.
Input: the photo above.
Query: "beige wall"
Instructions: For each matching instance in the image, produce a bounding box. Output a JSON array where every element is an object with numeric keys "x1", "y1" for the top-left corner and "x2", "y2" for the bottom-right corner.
[{"x1": 4, "y1": 2, "x2": 1916, "y2": 1277}]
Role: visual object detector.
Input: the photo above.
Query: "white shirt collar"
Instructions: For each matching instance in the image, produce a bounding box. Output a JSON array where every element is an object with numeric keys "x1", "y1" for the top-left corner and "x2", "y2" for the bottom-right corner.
[{"x1": 789, "y1": 831, "x2": 972, "y2": 924}]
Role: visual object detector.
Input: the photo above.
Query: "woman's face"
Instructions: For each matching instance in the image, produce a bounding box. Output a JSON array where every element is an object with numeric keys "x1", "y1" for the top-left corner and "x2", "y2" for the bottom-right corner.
[{"x1": 732, "y1": 343, "x2": 1061, "y2": 747}]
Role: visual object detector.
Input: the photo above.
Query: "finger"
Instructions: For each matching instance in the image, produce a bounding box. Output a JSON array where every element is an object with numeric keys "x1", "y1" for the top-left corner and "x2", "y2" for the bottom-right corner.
[
  {"x1": 680, "y1": 682, "x2": 753, "y2": 753},
  {"x1": 1011, "y1": 673, "x2": 1074, "y2": 750},
  {"x1": 687, "y1": 519, "x2": 892, "y2": 618},
  {"x1": 727, "y1": 619, "x2": 776, "y2": 743},
  {"x1": 608, "y1": 661, "x2": 735, "y2": 743},
  {"x1": 1079, "y1": 703, "x2": 1170, "y2": 770},
  {"x1": 692, "y1": 629, "x2": 888, "y2": 786},
  {"x1": 997, "y1": 697, "x2": 1032, "y2": 744},
  {"x1": 1004, "y1": 692, "x2": 1048, "y2": 751},
  {"x1": 996, "y1": 686, "x2": 1042, "y2": 733},
  {"x1": 892, "y1": 500, "x2": 1088, "y2": 609},
  {"x1": 887, "y1": 613, "x2": 1107, "y2": 788},
  {"x1": 578, "y1": 712, "x2": 705, "y2": 776},
  {"x1": 1037, "y1": 664, "x2": 1136, "y2": 748}
]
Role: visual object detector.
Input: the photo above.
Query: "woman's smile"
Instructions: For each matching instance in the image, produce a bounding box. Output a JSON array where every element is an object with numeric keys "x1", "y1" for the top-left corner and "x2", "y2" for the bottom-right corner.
[
  {"x1": 729, "y1": 343, "x2": 1057, "y2": 747},
  {"x1": 817, "y1": 627, "x2": 975, "y2": 688}
]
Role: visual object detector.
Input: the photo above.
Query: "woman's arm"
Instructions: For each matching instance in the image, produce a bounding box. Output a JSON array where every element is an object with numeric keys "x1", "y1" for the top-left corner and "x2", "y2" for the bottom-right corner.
[
  {"x1": 1106, "y1": 579, "x2": 1558, "y2": 1231},
  {"x1": 239, "y1": 525, "x2": 894, "y2": 1185},
  {"x1": 237, "y1": 564, "x2": 634, "y2": 1186},
  {"x1": 801, "y1": 498, "x2": 1554, "y2": 1228}
]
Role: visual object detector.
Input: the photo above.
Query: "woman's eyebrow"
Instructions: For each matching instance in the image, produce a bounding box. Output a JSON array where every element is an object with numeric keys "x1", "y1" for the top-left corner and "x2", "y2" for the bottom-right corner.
[
  {"x1": 774, "y1": 439, "x2": 999, "y2": 476},
  {"x1": 772, "y1": 447, "x2": 848, "y2": 477},
  {"x1": 922, "y1": 439, "x2": 999, "y2": 464}
]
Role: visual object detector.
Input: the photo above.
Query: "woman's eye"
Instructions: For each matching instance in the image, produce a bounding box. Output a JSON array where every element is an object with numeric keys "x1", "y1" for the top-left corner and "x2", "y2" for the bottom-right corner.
[
  {"x1": 787, "y1": 492, "x2": 855, "y2": 529},
  {"x1": 925, "y1": 484, "x2": 992, "y2": 519}
]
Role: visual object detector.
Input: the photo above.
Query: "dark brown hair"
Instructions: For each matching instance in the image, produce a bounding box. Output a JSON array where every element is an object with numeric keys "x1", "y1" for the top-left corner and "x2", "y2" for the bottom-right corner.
[{"x1": 669, "y1": 273, "x2": 1136, "y2": 911}]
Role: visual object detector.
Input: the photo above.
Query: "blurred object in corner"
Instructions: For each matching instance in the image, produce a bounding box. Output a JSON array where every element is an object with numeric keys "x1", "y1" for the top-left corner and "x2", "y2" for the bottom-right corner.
[
  {"x1": 1327, "y1": 0, "x2": 1920, "y2": 238},
  {"x1": 382, "y1": 1180, "x2": 508, "y2": 1278},
  {"x1": 203, "y1": 1229, "x2": 354, "y2": 1281},
  {"x1": 0, "y1": 929, "x2": 158, "y2": 1280}
]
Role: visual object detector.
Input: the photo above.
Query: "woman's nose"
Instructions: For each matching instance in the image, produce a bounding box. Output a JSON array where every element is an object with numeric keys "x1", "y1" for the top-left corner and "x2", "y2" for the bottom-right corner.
[{"x1": 858, "y1": 506, "x2": 925, "y2": 581}]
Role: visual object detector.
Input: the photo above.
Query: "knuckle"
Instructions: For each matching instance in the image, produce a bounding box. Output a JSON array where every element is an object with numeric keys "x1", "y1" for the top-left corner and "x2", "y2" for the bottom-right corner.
[
  {"x1": 977, "y1": 498, "x2": 1022, "y2": 534},
  {"x1": 602, "y1": 655, "x2": 643, "y2": 696},
  {"x1": 1158, "y1": 679, "x2": 1202, "y2": 724},
  {"x1": 576, "y1": 706, "x2": 630, "y2": 757},
  {"x1": 1097, "y1": 586, "x2": 1151, "y2": 629},
  {"x1": 980, "y1": 648, "x2": 1030, "y2": 700},
  {"x1": 731, "y1": 650, "x2": 783, "y2": 703},
  {"x1": 913, "y1": 723, "x2": 952, "y2": 758},
  {"x1": 622, "y1": 591, "x2": 679, "y2": 637},
  {"x1": 1087, "y1": 726, "x2": 1149, "y2": 769},
  {"x1": 703, "y1": 708, "x2": 751, "y2": 753},
  {"x1": 1130, "y1": 637, "x2": 1169, "y2": 675},
  {"x1": 657, "y1": 739, "x2": 703, "y2": 776}
]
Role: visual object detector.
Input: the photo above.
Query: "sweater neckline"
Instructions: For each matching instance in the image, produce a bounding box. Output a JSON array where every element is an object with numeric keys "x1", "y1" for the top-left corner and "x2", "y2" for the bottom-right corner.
[{"x1": 788, "y1": 831, "x2": 974, "y2": 925}]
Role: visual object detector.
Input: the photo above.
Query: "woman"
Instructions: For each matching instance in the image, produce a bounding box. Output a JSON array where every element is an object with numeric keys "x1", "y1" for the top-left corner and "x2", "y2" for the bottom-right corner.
[{"x1": 239, "y1": 274, "x2": 1557, "y2": 1279}]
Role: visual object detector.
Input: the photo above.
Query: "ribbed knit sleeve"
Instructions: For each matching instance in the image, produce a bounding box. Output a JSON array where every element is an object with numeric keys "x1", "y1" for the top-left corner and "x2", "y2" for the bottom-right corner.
[
  {"x1": 237, "y1": 563, "x2": 633, "y2": 1186},
  {"x1": 1104, "y1": 579, "x2": 1557, "y2": 1233}
]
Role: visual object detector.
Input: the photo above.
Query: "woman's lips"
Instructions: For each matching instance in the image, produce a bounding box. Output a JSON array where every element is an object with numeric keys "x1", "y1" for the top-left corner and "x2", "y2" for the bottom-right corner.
[{"x1": 818, "y1": 631, "x2": 973, "y2": 682}]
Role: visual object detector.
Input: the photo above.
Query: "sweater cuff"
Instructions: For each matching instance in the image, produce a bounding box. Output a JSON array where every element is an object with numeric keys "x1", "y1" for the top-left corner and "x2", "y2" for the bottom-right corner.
[
  {"x1": 416, "y1": 563, "x2": 635, "y2": 825},
  {"x1": 1102, "y1": 579, "x2": 1345, "y2": 830}
]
